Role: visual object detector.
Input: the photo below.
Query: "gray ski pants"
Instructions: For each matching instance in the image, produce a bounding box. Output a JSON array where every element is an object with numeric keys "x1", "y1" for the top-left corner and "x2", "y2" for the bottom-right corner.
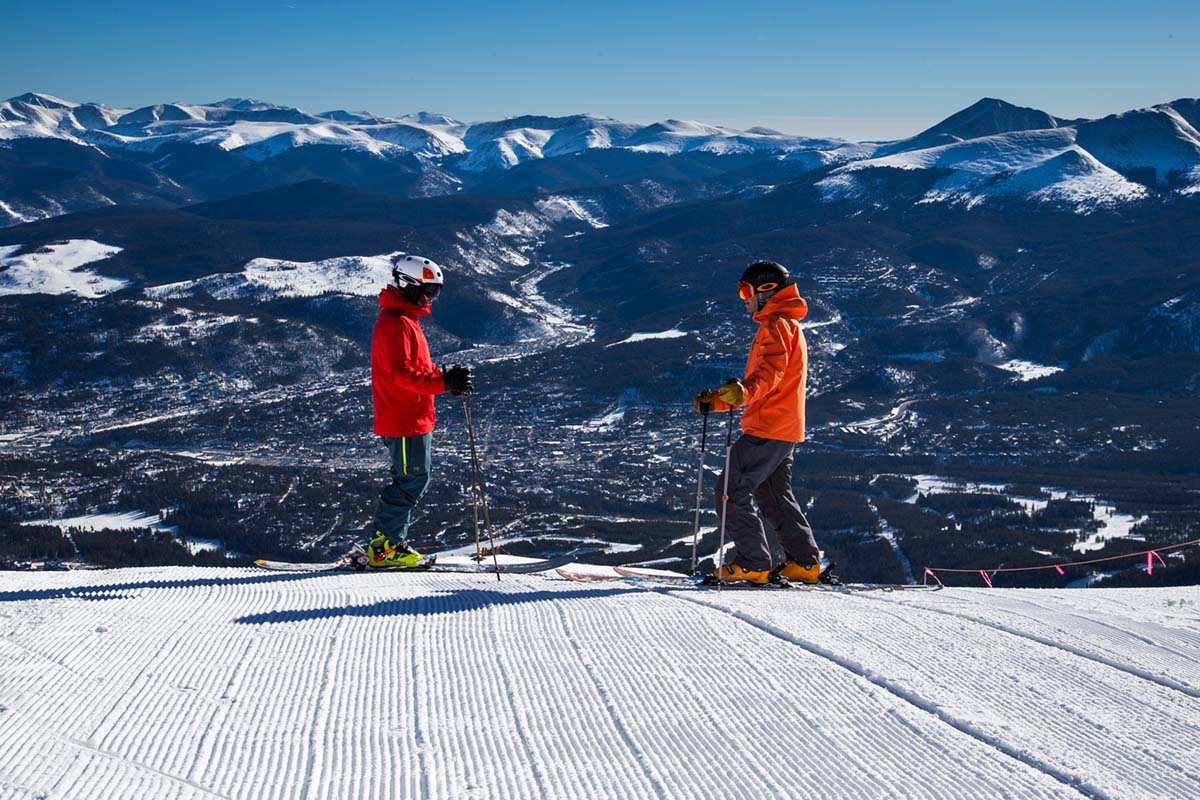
[
  {"x1": 713, "y1": 433, "x2": 820, "y2": 571},
  {"x1": 371, "y1": 433, "x2": 432, "y2": 542}
]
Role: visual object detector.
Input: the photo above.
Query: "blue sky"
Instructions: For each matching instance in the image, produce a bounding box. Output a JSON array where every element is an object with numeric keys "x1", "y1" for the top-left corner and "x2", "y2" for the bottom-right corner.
[{"x1": 4, "y1": 0, "x2": 1198, "y2": 140}]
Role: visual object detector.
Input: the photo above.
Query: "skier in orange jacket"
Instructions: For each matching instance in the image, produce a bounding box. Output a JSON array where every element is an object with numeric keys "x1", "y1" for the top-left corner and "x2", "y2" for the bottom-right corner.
[{"x1": 694, "y1": 260, "x2": 822, "y2": 585}]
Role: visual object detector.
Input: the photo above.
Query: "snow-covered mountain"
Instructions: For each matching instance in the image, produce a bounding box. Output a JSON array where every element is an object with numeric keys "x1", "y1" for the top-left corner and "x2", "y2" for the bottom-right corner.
[
  {"x1": 817, "y1": 98, "x2": 1200, "y2": 211},
  {"x1": 4, "y1": 92, "x2": 1200, "y2": 225},
  {"x1": 819, "y1": 127, "x2": 1151, "y2": 212},
  {"x1": 1075, "y1": 102, "x2": 1200, "y2": 186},
  {"x1": 0, "y1": 92, "x2": 129, "y2": 140},
  {"x1": 872, "y1": 97, "x2": 1071, "y2": 157},
  {"x1": 0, "y1": 94, "x2": 840, "y2": 171},
  {"x1": 2, "y1": 566, "x2": 1196, "y2": 799}
]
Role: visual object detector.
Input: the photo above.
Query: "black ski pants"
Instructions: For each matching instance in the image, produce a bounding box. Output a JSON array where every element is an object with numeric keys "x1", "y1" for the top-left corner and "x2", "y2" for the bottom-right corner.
[{"x1": 713, "y1": 433, "x2": 820, "y2": 571}]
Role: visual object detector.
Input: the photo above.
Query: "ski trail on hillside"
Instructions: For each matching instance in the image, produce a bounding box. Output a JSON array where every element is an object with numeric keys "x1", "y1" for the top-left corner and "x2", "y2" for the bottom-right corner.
[{"x1": 441, "y1": 260, "x2": 594, "y2": 365}]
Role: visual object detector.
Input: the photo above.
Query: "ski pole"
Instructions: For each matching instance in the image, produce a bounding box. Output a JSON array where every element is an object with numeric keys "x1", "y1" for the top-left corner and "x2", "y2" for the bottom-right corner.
[
  {"x1": 715, "y1": 407, "x2": 735, "y2": 589},
  {"x1": 689, "y1": 403, "x2": 710, "y2": 575},
  {"x1": 469, "y1": 449, "x2": 482, "y2": 561},
  {"x1": 461, "y1": 395, "x2": 483, "y2": 560},
  {"x1": 464, "y1": 394, "x2": 502, "y2": 581}
]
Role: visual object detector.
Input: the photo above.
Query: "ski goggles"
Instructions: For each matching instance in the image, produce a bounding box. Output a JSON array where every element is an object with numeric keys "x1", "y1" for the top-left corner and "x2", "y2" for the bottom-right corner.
[
  {"x1": 737, "y1": 280, "x2": 779, "y2": 301},
  {"x1": 420, "y1": 282, "x2": 442, "y2": 299}
]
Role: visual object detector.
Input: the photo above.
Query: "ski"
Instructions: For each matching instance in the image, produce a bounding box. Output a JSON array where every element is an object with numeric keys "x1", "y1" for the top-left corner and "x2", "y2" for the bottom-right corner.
[
  {"x1": 553, "y1": 566, "x2": 625, "y2": 582},
  {"x1": 254, "y1": 557, "x2": 357, "y2": 573},
  {"x1": 254, "y1": 554, "x2": 577, "y2": 575},
  {"x1": 606, "y1": 565, "x2": 940, "y2": 592},
  {"x1": 555, "y1": 566, "x2": 794, "y2": 590}
]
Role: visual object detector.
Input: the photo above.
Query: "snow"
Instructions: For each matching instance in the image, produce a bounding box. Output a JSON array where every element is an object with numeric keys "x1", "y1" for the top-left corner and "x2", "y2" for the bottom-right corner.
[
  {"x1": 541, "y1": 117, "x2": 640, "y2": 157},
  {"x1": 1076, "y1": 103, "x2": 1200, "y2": 184},
  {"x1": 440, "y1": 260, "x2": 594, "y2": 365},
  {"x1": 533, "y1": 196, "x2": 608, "y2": 228},
  {"x1": 21, "y1": 510, "x2": 174, "y2": 533},
  {"x1": 820, "y1": 128, "x2": 1153, "y2": 212},
  {"x1": 1, "y1": 567, "x2": 1196, "y2": 798},
  {"x1": 0, "y1": 199, "x2": 38, "y2": 226},
  {"x1": 995, "y1": 358, "x2": 1065, "y2": 381},
  {"x1": 1, "y1": 93, "x2": 855, "y2": 175},
  {"x1": 907, "y1": 474, "x2": 1148, "y2": 553},
  {"x1": 607, "y1": 328, "x2": 689, "y2": 347},
  {"x1": 0, "y1": 240, "x2": 127, "y2": 297},
  {"x1": 572, "y1": 389, "x2": 640, "y2": 433},
  {"x1": 458, "y1": 127, "x2": 556, "y2": 171},
  {"x1": 145, "y1": 252, "x2": 401, "y2": 300},
  {"x1": 133, "y1": 308, "x2": 250, "y2": 343}
]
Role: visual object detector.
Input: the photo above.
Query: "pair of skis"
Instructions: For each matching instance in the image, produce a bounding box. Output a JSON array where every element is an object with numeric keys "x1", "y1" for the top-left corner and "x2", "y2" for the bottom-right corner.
[{"x1": 555, "y1": 564, "x2": 939, "y2": 593}]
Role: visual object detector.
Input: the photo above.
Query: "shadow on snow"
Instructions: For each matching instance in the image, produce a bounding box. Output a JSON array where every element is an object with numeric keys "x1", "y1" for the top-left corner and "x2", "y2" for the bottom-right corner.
[
  {"x1": 233, "y1": 587, "x2": 631, "y2": 624},
  {"x1": 0, "y1": 568, "x2": 355, "y2": 603}
]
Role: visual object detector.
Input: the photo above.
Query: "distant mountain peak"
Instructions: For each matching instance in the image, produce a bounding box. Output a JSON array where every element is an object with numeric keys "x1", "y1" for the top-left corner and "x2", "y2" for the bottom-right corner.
[
  {"x1": 8, "y1": 92, "x2": 78, "y2": 109},
  {"x1": 925, "y1": 97, "x2": 1065, "y2": 138},
  {"x1": 874, "y1": 97, "x2": 1067, "y2": 158},
  {"x1": 399, "y1": 111, "x2": 463, "y2": 127},
  {"x1": 207, "y1": 98, "x2": 286, "y2": 112}
]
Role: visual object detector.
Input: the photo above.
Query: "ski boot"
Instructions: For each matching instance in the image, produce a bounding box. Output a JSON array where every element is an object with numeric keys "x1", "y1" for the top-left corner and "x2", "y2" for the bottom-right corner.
[
  {"x1": 777, "y1": 561, "x2": 821, "y2": 584},
  {"x1": 364, "y1": 533, "x2": 431, "y2": 570},
  {"x1": 711, "y1": 562, "x2": 772, "y2": 585}
]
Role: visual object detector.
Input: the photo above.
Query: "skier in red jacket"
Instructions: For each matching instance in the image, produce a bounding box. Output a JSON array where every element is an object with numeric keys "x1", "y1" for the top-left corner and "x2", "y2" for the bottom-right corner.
[{"x1": 365, "y1": 254, "x2": 472, "y2": 569}]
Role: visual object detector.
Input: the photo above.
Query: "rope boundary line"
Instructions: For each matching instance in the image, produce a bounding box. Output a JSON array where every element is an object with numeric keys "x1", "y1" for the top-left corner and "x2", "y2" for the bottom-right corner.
[{"x1": 923, "y1": 537, "x2": 1200, "y2": 588}]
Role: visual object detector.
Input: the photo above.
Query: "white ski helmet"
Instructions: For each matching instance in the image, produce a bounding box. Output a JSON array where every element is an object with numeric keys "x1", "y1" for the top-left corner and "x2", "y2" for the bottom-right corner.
[{"x1": 393, "y1": 255, "x2": 446, "y2": 302}]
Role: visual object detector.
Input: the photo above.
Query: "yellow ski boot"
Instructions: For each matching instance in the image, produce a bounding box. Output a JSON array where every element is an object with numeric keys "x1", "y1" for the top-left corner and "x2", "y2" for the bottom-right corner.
[
  {"x1": 714, "y1": 562, "x2": 772, "y2": 585},
  {"x1": 778, "y1": 561, "x2": 821, "y2": 584},
  {"x1": 365, "y1": 534, "x2": 429, "y2": 570}
]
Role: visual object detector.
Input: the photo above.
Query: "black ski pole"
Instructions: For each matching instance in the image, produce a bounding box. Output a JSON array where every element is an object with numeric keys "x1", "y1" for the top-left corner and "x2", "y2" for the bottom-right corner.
[
  {"x1": 469, "y1": 449, "x2": 482, "y2": 561},
  {"x1": 715, "y1": 407, "x2": 735, "y2": 590},
  {"x1": 464, "y1": 395, "x2": 502, "y2": 581},
  {"x1": 689, "y1": 402, "x2": 710, "y2": 575}
]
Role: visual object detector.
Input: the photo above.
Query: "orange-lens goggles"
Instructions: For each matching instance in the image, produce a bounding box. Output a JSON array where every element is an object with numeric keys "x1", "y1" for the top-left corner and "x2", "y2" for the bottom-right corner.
[{"x1": 738, "y1": 280, "x2": 778, "y2": 301}]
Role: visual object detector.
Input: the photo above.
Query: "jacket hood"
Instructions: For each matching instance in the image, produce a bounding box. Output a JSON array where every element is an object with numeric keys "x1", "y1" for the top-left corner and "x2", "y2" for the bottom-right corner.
[
  {"x1": 379, "y1": 285, "x2": 431, "y2": 318},
  {"x1": 753, "y1": 282, "x2": 808, "y2": 323}
]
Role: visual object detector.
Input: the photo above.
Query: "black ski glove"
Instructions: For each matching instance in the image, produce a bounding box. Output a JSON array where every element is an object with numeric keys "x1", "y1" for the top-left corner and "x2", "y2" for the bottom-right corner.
[{"x1": 442, "y1": 364, "x2": 473, "y2": 396}]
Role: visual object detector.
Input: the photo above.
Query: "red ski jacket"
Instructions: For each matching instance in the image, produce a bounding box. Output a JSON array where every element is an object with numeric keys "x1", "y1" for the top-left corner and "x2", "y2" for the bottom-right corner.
[{"x1": 371, "y1": 286, "x2": 446, "y2": 437}]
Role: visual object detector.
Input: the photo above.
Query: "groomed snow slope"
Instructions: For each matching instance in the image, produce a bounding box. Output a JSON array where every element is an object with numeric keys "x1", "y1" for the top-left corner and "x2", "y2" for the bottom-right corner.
[{"x1": 1, "y1": 569, "x2": 1197, "y2": 799}]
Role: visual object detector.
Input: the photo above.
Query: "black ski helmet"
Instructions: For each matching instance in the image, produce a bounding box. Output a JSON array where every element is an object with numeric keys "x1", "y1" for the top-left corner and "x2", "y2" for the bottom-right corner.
[{"x1": 739, "y1": 260, "x2": 793, "y2": 308}]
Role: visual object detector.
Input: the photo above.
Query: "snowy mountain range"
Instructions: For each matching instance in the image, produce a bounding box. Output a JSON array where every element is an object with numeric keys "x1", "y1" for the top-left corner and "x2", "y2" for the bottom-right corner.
[
  {"x1": 823, "y1": 98, "x2": 1200, "y2": 212},
  {"x1": 0, "y1": 92, "x2": 838, "y2": 170},
  {"x1": 3, "y1": 92, "x2": 1200, "y2": 226}
]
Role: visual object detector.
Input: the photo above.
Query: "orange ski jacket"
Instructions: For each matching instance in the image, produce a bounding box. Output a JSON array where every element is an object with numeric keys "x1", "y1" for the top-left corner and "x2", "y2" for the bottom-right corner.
[{"x1": 712, "y1": 283, "x2": 809, "y2": 442}]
